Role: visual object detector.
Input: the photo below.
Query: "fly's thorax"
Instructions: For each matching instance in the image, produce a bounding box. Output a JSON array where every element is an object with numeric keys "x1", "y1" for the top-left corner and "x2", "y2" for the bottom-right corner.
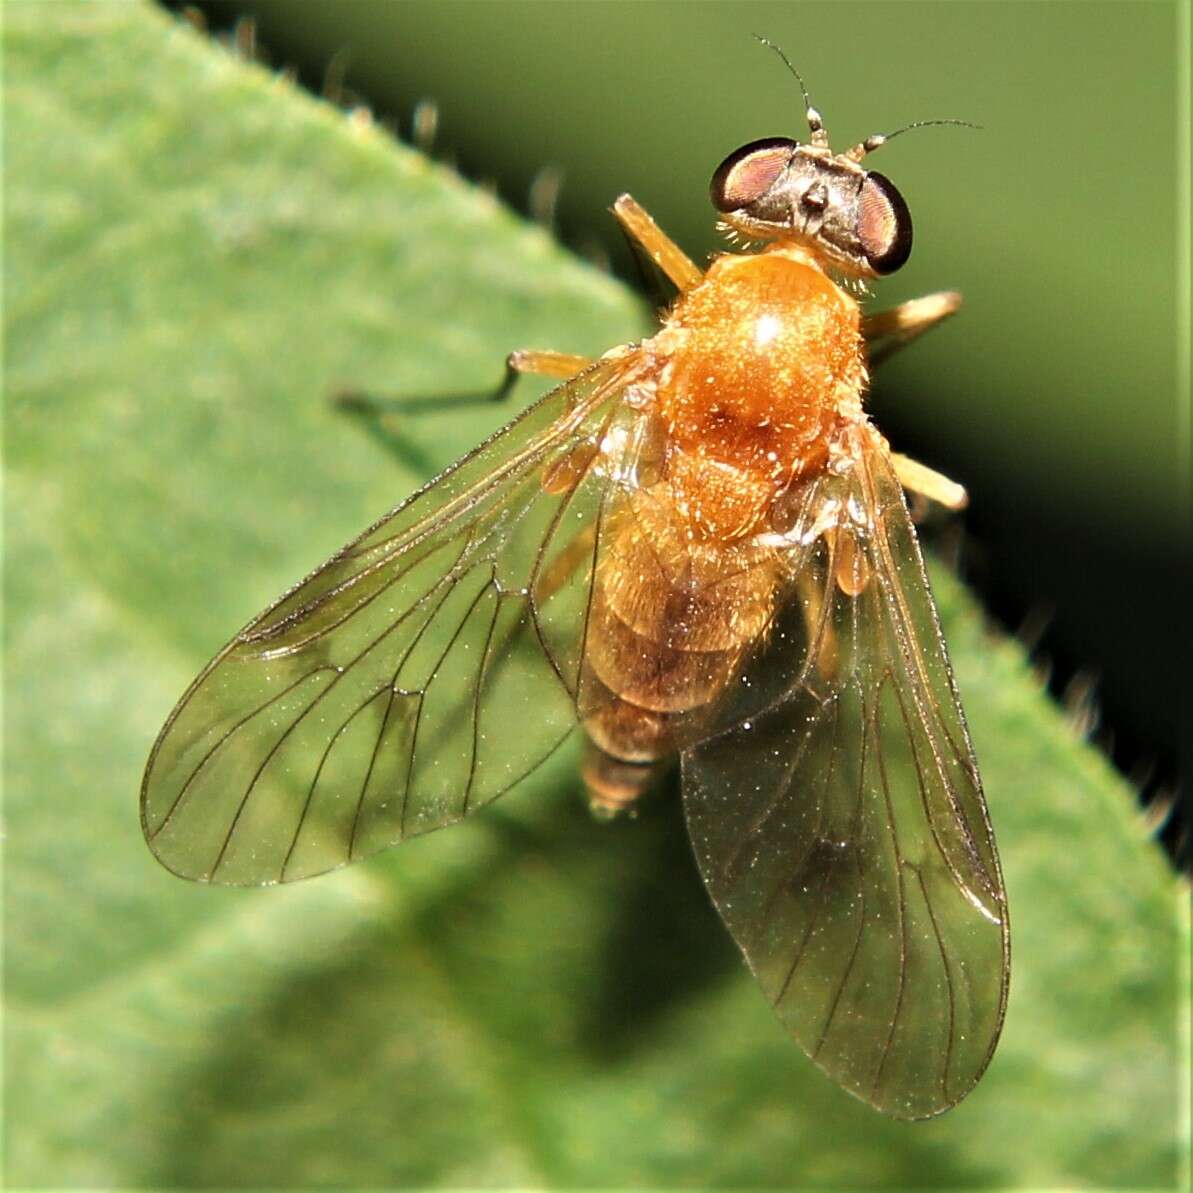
[{"x1": 651, "y1": 248, "x2": 864, "y2": 539}]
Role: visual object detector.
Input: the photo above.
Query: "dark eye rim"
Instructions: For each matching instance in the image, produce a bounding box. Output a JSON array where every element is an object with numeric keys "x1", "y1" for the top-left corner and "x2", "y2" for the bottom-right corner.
[
  {"x1": 859, "y1": 170, "x2": 913, "y2": 274},
  {"x1": 709, "y1": 136, "x2": 799, "y2": 213}
]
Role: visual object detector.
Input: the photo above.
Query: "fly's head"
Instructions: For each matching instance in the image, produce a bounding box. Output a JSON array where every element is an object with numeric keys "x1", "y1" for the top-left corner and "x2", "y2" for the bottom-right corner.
[
  {"x1": 711, "y1": 137, "x2": 911, "y2": 280},
  {"x1": 709, "y1": 38, "x2": 974, "y2": 280}
]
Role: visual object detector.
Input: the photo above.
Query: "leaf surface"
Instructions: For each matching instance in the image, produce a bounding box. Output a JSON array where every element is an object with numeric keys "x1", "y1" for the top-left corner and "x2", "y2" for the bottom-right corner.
[{"x1": 3, "y1": 3, "x2": 1186, "y2": 1186}]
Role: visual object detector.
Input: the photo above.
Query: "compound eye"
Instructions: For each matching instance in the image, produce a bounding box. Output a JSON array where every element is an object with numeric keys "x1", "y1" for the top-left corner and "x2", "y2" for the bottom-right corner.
[
  {"x1": 710, "y1": 137, "x2": 796, "y2": 213},
  {"x1": 857, "y1": 171, "x2": 912, "y2": 274}
]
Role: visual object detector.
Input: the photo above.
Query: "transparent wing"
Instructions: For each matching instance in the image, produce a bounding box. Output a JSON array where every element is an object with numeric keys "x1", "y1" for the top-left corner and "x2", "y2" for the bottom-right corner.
[
  {"x1": 142, "y1": 352, "x2": 642, "y2": 884},
  {"x1": 682, "y1": 423, "x2": 1009, "y2": 1118}
]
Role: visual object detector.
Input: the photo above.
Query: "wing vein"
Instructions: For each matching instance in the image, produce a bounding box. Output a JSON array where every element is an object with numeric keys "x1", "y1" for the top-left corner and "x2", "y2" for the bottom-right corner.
[
  {"x1": 913, "y1": 862, "x2": 957, "y2": 1105},
  {"x1": 812, "y1": 849, "x2": 868, "y2": 1060},
  {"x1": 209, "y1": 536, "x2": 480, "y2": 877},
  {"x1": 462, "y1": 575, "x2": 503, "y2": 816},
  {"x1": 150, "y1": 664, "x2": 338, "y2": 840},
  {"x1": 719, "y1": 693, "x2": 831, "y2": 891},
  {"x1": 868, "y1": 673, "x2": 911, "y2": 1103},
  {"x1": 282, "y1": 684, "x2": 390, "y2": 881},
  {"x1": 403, "y1": 576, "x2": 497, "y2": 820}
]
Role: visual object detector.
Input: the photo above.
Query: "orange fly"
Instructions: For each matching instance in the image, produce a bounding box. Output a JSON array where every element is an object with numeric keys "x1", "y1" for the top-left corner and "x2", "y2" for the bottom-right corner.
[{"x1": 142, "y1": 47, "x2": 1009, "y2": 1118}]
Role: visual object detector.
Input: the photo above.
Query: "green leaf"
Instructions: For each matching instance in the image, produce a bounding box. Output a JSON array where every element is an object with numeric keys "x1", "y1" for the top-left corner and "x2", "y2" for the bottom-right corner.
[{"x1": 4, "y1": 3, "x2": 1187, "y2": 1186}]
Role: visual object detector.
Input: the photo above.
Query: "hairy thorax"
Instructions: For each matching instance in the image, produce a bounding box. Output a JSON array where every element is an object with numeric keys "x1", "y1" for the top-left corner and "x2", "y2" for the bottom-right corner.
[{"x1": 651, "y1": 245, "x2": 865, "y2": 540}]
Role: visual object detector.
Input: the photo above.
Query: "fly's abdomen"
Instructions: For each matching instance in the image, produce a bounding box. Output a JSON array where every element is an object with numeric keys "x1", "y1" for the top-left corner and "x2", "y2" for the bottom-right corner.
[{"x1": 580, "y1": 482, "x2": 781, "y2": 808}]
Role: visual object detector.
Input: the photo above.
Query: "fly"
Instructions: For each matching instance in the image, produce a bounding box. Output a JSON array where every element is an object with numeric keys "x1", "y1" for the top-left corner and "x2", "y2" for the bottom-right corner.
[{"x1": 142, "y1": 42, "x2": 1009, "y2": 1119}]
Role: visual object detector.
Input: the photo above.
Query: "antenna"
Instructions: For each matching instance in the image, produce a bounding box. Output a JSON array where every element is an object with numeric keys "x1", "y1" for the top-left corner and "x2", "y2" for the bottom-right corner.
[
  {"x1": 846, "y1": 118, "x2": 981, "y2": 162},
  {"x1": 753, "y1": 35, "x2": 829, "y2": 148}
]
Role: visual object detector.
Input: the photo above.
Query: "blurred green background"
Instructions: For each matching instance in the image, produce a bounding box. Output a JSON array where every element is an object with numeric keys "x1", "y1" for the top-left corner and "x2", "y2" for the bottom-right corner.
[{"x1": 3, "y1": 1, "x2": 1188, "y2": 1188}]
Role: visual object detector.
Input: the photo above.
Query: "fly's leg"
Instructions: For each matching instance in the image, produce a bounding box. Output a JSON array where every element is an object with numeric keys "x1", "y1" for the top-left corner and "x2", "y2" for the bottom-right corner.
[
  {"x1": 831, "y1": 526, "x2": 871, "y2": 596},
  {"x1": 485, "y1": 350, "x2": 594, "y2": 408},
  {"x1": 863, "y1": 291, "x2": 969, "y2": 511},
  {"x1": 613, "y1": 194, "x2": 704, "y2": 292},
  {"x1": 890, "y1": 452, "x2": 968, "y2": 511},
  {"x1": 334, "y1": 350, "x2": 594, "y2": 469},
  {"x1": 863, "y1": 290, "x2": 961, "y2": 368},
  {"x1": 336, "y1": 349, "x2": 592, "y2": 416},
  {"x1": 796, "y1": 550, "x2": 839, "y2": 686},
  {"x1": 508, "y1": 348, "x2": 593, "y2": 379},
  {"x1": 533, "y1": 523, "x2": 597, "y2": 604}
]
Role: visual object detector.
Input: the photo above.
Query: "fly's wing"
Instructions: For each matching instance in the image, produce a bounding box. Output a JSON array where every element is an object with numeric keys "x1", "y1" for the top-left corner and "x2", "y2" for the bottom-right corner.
[
  {"x1": 142, "y1": 354, "x2": 640, "y2": 885},
  {"x1": 682, "y1": 424, "x2": 1009, "y2": 1118}
]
